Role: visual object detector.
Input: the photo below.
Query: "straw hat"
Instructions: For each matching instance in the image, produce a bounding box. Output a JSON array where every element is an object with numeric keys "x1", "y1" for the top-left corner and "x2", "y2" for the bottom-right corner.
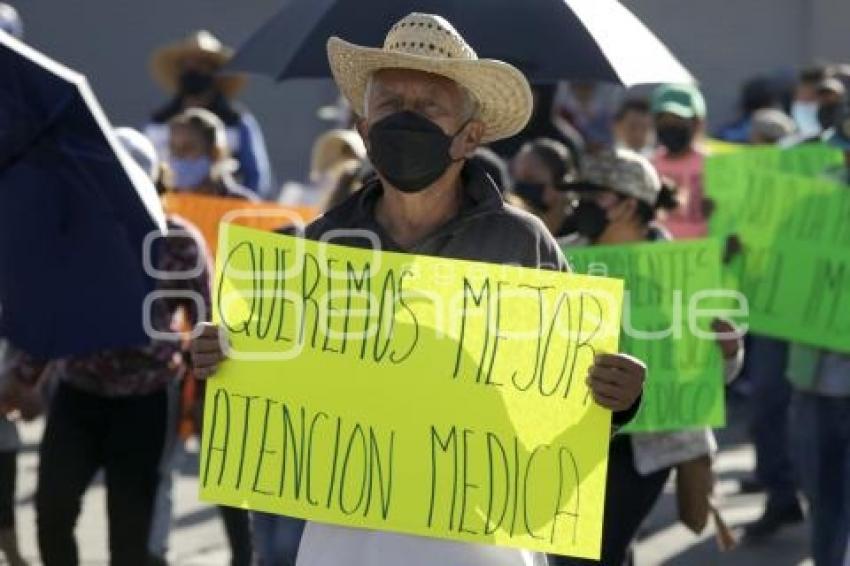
[
  {"x1": 327, "y1": 13, "x2": 533, "y2": 143},
  {"x1": 310, "y1": 129, "x2": 367, "y2": 181},
  {"x1": 150, "y1": 30, "x2": 247, "y2": 98}
]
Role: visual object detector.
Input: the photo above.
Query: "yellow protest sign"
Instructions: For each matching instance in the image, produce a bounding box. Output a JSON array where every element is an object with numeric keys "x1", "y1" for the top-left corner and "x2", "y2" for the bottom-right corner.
[{"x1": 200, "y1": 223, "x2": 624, "y2": 559}]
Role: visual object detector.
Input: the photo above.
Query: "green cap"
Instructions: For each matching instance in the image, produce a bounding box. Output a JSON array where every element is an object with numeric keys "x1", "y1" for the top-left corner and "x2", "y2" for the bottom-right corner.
[{"x1": 651, "y1": 83, "x2": 706, "y2": 119}]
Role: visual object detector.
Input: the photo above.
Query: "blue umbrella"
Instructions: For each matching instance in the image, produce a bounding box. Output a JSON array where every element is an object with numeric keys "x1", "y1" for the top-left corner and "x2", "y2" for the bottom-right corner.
[
  {"x1": 228, "y1": 0, "x2": 693, "y2": 85},
  {"x1": 0, "y1": 30, "x2": 166, "y2": 359}
]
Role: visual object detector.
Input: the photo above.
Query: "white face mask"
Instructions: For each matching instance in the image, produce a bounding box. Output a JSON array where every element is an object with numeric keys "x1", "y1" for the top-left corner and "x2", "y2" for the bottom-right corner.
[{"x1": 791, "y1": 101, "x2": 821, "y2": 138}]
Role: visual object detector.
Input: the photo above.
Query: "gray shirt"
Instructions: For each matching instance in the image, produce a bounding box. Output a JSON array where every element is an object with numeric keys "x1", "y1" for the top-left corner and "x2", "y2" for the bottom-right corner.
[
  {"x1": 304, "y1": 164, "x2": 569, "y2": 272},
  {"x1": 293, "y1": 164, "x2": 624, "y2": 566}
]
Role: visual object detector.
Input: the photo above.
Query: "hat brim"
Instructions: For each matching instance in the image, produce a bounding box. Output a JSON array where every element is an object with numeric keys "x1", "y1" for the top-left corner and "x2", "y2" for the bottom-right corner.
[
  {"x1": 561, "y1": 180, "x2": 611, "y2": 194},
  {"x1": 654, "y1": 101, "x2": 697, "y2": 120},
  {"x1": 150, "y1": 44, "x2": 247, "y2": 98},
  {"x1": 327, "y1": 37, "x2": 533, "y2": 144}
]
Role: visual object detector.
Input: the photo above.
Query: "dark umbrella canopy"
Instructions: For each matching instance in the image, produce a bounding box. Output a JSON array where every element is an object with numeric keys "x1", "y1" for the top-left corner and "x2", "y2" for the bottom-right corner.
[
  {"x1": 229, "y1": 0, "x2": 693, "y2": 86},
  {"x1": 0, "y1": 31, "x2": 166, "y2": 358}
]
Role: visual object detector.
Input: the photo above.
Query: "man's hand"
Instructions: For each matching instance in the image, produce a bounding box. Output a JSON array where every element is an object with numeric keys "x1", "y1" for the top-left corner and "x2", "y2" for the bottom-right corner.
[
  {"x1": 190, "y1": 323, "x2": 228, "y2": 380},
  {"x1": 587, "y1": 353, "x2": 645, "y2": 412},
  {"x1": 712, "y1": 318, "x2": 741, "y2": 360},
  {"x1": 723, "y1": 234, "x2": 743, "y2": 264}
]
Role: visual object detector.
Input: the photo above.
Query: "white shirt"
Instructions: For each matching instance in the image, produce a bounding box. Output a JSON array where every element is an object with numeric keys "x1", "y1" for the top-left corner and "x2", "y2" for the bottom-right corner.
[{"x1": 296, "y1": 523, "x2": 549, "y2": 566}]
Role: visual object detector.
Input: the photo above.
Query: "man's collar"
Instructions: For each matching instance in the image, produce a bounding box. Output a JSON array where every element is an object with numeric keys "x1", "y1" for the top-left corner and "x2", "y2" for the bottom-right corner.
[{"x1": 325, "y1": 161, "x2": 504, "y2": 228}]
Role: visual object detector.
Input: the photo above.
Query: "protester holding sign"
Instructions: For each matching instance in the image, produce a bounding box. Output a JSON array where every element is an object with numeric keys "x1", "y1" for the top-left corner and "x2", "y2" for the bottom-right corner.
[
  {"x1": 704, "y1": 140, "x2": 848, "y2": 540},
  {"x1": 553, "y1": 149, "x2": 743, "y2": 565},
  {"x1": 191, "y1": 13, "x2": 646, "y2": 565},
  {"x1": 785, "y1": 115, "x2": 850, "y2": 566}
]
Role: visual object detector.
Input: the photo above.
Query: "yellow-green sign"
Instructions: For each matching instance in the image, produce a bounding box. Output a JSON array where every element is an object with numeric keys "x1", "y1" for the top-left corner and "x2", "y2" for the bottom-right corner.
[
  {"x1": 567, "y1": 240, "x2": 727, "y2": 432},
  {"x1": 199, "y1": 224, "x2": 624, "y2": 559},
  {"x1": 706, "y1": 150, "x2": 850, "y2": 352}
]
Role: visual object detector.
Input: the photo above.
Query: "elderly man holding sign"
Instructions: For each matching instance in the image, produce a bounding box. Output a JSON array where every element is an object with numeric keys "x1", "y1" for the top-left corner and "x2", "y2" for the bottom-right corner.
[{"x1": 192, "y1": 13, "x2": 645, "y2": 565}]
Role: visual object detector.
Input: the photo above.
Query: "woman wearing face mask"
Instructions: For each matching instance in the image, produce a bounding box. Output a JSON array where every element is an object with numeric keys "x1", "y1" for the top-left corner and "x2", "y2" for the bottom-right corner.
[
  {"x1": 650, "y1": 84, "x2": 710, "y2": 240},
  {"x1": 145, "y1": 31, "x2": 273, "y2": 197},
  {"x1": 167, "y1": 108, "x2": 257, "y2": 201},
  {"x1": 552, "y1": 149, "x2": 743, "y2": 566},
  {"x1": 510, "y1": 138, "x2": 577, "y2": 237}
]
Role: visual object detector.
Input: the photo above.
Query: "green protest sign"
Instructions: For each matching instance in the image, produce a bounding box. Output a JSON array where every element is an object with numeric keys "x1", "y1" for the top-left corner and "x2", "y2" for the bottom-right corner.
[
  {"x1": 566, "y1": 240, "x2": 727, "y2": 433},
  {"x1": 705, "y1": 144, "x2": 842, "y2": 232},
  {"x1": 706, "y1": 163, "x2": 850, "y2": 352}
]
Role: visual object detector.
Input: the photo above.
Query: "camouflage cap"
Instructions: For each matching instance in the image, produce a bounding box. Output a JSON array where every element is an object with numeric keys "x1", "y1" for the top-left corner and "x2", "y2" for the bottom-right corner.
[{"x1": 576, "y1": 148, "x2": 661, "y2": 205}]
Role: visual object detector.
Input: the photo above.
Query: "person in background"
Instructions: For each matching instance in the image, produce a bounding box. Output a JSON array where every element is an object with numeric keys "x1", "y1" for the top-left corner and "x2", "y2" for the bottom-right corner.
[
  {"x1": 613, "y1": 97, "x2": 655, "y2": 156},
  {"x1": 278, "y1": 129, "x2": 366, "y2": 206},
  {"x1": 167, "y1": 108, "x2": 257, "y2": 200},
  {"x1": 813, "y1": 77, "x2": 847, "y2": 138},
  {"x1": 511, "y1": 138, "x2": 577, "y2": 237},
  {"x1": 787, "y1": 302, "x2": 850, "y2": 566},
  {"x1": 309, "y1": 129, "x2": 366, "y2": 187},
  {"x1": 0, "y1": 138, "x2": 212, "y2": 566},
  {"x1": 739, "y1": 343, "x2": 804, "y2": 539},
  {"x1": 749, "y1": 108, "x2": 797, "y2": 145},
  {"x1": 555, "y1": 80, "x2": 622, "y2": 152},
  {"x1": 735, "y1": 106, "x2": 808, "y2": 543},
  {"x1": 650, "y1": 83, "x2": 709, "y2": 239},
  {"x1": 119, "y1": 127, "x2": 256, "y2": 566},
  {"x1": 0, "y1": 2, "x2": 22, "y2": 39},
  {"x1": 553, "y1": 149, "x2": 743, "y2": 566},
  {"x1": 788, "y1": 66, "x2": 830, "y2": 141},
  {"x1": 114, "y1": 128, "x2": 192, "y2": 566},
  {"x1": 146, "y1": 31, "x2": 273, "y2": 197},
  {"x1": 716, "y1": 76, "x2": 783, "y2": 143},
  {"x1": 469, "y1": 147, "x2": 511, "y2": 193},
  {"x1": 785, "y1": 109, "x2": 850, "y2": 566},
  {"x1": 0, "y1": 341, "x2": 37, "y2": 566},
  {"x1": 0, "y1": 10, "x2": 28, "y2": 564}
]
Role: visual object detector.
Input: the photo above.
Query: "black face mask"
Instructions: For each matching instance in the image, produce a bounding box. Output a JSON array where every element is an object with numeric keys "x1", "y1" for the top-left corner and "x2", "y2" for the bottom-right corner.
[
  {"x1": 657, "y1": 124, "x2": 694, "y2": 155},
  {"x1": 367, "y1": 111, "x2": 462, "y2": 193},
  {"x1": 572, "y1": 200, "x2": 609, "y2": 240},
  {"x1": 178, "y1": 70, "x2": 216, "y2": 96},
  {"x1": 817, "y1": 103, "x2": 842, "y2": 131},
  {"x1": 513, "y1": 182, "x2": 549, "y2": 212}
]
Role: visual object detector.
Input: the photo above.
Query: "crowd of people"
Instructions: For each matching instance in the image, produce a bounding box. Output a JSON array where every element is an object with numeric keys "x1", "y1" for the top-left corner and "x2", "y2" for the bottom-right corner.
[{"x1": 1, "y1": 3, "x2": 849, "y2": 566}]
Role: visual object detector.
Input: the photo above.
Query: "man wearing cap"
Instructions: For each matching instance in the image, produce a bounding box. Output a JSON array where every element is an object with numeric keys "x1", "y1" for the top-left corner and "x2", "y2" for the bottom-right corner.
[
  {"x1": 650, "y1": 84, "x2": 709, "y2": 240},
  {"x1": 750, "y1": 108, "x2": 797, "y2": 145},
  {"x1": 191, "y1": 13, "x2": 646, "y2": 566}
]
